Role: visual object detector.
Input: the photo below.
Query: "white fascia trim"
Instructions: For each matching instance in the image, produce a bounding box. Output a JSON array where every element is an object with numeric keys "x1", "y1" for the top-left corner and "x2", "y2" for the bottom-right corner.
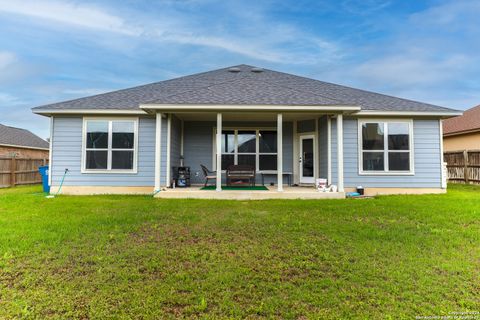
[
  {"x1": 33, "y1": 109, "x2": 148, "y2": 115},
  {"x1": 140, "y1": 104, "x2": 361, "y2": 112},
  {"x1": 0, "y1": 143, "x2": 49, "y2": 151},
  {"x1": 356, "y1": 110, "x2": 463, "y2": 117}
]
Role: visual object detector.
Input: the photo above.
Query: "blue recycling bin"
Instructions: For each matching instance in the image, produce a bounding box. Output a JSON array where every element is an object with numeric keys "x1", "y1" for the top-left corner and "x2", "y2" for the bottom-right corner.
[{"x1": 38, "y1": 165, "x2": 50, "y2": 193}]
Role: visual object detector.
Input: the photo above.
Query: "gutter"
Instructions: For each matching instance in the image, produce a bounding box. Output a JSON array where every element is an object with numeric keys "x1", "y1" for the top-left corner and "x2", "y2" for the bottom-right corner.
[
  {"x1": 443, "y1": 128, "x2": 480, "y2": 137},
  {"x1": 139, "y1": 104, "x2": 362, "y2": 113},
  {"x1": 32, "y1": 109, "x2": 148, "y2": 116},
  {"x1": 0, "y1": 143, "x2": 50, "y2": 151},
  {"x1": 31, "y1": 106, "x2": 463, "y2": 118},
  {"x1": 356, "y1": 110, "x2": 463, "y2": 118}
]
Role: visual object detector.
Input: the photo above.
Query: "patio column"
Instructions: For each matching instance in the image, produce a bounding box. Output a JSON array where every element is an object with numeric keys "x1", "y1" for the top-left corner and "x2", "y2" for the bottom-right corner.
[
  {"x1": 277, "y1": 113, "x2": 283, "y2": 191},
  {"x1": 327, "y1": 116, "x2": 332, "y2": 184},
  {"x1": 154, "y1": 112, "x2": 162, "y2": 191},
  {"x1": 337, "y1": 113, "x2": 344, "y2": 192},
  {"x1": 166, "y1": 114, "x2": 172, "y2": 187},
  {"x1": 216, "y1": 113, "x2": 222, "y2": 192}
]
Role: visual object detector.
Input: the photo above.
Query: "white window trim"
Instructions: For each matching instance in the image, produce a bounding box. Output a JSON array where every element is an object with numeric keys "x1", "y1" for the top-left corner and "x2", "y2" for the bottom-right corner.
[
  {"x1": 212, "y1": 127, "x2": 278, "y2": 173},
  {"x1": 358, "y1": 119, "x2": 415, "y2": 176},
  {"x1": 81, "y1": 117, "x2": 139, "y2": 174}
]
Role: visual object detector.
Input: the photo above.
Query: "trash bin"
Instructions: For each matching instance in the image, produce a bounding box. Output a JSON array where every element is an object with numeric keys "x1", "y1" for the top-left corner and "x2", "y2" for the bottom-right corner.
[
  {"x1": 38, "y1": 165, "x2": 50, "y2": 193},
  {"x1": 356, "y1": 186, "x2": 364, "y2": 195}
]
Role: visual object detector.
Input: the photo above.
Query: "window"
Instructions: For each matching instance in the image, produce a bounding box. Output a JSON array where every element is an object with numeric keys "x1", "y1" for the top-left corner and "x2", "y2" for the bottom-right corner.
[
  {"x1": 259, "y1": 130, "x2": 277, "y2": 171},
  {"x1": 359, "y1": 120, "x2": 413, "y2": 174},
  {"x1": 83, "y1": 118, "x2": 137, "y2": 172},
  {"x1": 216, "y1": 129, "x2": 278, "y2": 171}
]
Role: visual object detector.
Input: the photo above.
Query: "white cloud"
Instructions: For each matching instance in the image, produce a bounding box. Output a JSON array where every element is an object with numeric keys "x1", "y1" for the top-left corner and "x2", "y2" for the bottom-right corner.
[
  {"x1": 341, "y1": 0, "x2": 391, "y2": 15},
  {"x1": 0, "y1": 0, "x2": 340, "y2": 64},
  {"x1": 0, "y1": 51, "x2": 16, "y2": 69},
  {"x1": 409, "y1": 0, "x2": 480, "y2": 28},
  {"x1": 62, "y1": 88, "x2": 112, "y2": 96},
  {"x1": 0, "y1": 51, "x2": 35, "y2": 84},
  {"x1": 0, "y1": 0, "x2": 141, "y2": 36},
  {"x1": 0, "y1": 92, "x2": 22, "y2": 105},
  {"x1": 351, "y1": 53, "x2": 470, "y2": 87}
]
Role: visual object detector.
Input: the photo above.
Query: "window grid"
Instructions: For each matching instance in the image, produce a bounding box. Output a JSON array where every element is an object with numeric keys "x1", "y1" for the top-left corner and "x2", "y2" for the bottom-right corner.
[
  {"x1": 360, "y1": 121, "x2": 413, "y2": 174},
  {"x1": 217, "y1": 129, "x2": 278, "y2": 172},
  {"x1": 84, "y1": 119, "x2": 136, "y2": 172}
]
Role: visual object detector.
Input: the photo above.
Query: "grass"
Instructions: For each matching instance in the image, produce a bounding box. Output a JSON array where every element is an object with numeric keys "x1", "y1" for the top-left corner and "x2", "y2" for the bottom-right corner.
[{"x1": 0, "y1": 184, "x2": 479, "y2": 319}]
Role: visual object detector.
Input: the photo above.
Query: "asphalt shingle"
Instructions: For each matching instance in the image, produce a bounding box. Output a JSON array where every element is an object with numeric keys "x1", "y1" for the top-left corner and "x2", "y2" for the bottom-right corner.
[
  {"x1": 0, "y1": 124, "x2": 49, "y2": 149},
  {"x1": 32, "y1": 64, "x2": 458, "y2": 113},
  {"x1": 443, "y1": 105, "x2": 480, "y2": 135}
]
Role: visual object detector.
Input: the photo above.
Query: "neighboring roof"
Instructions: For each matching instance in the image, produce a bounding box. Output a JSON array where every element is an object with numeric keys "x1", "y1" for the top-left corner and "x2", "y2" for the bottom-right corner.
[
  {"x1": 0, "y1": 124, "x2": 49, "y2": 150},
  {"x1": 32, "y1": 64, "x2": 460, "y2": 114},
  {"x1": 443, "y1": 105, "x2": 480, "y2": 136}
]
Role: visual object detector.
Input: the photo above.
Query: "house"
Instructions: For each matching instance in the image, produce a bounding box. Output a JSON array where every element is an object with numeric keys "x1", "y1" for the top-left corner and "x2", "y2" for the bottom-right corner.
[
  {"x1": 32, "y1": 65, "x2": 461, "y2": 198},
  {"x1": 443, "y1": 105, "x2": 480, "y2": 152},
  {"x1": 0, "y1": 124, "x2": 49, "y2": 159}
]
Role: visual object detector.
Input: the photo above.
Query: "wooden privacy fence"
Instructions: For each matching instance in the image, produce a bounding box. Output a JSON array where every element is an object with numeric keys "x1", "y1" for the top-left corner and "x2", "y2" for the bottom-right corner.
[
  {"x1": 0, "y1": 158, "x2": 48, "y2": 188},
  {"x1": 444, "y1": 150, "x2": 480, "y2": 184}
]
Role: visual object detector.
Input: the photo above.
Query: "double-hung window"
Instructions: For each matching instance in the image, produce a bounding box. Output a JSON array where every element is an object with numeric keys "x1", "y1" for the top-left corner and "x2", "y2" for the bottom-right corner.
[
  {"x1": 83, "y1": 118, "x2": 137, "y2": 172},
  {"x1": 359, "y1": 120, "x2": 413, "y2": 174},
  {"x1": 216, "y1": 129, "x2": 278, "y2": 172}
]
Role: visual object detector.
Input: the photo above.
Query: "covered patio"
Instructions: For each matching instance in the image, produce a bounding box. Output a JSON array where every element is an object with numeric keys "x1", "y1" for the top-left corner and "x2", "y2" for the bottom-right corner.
[{"x1": 141, "y1": 105, "x2": 359, "y2": 199}]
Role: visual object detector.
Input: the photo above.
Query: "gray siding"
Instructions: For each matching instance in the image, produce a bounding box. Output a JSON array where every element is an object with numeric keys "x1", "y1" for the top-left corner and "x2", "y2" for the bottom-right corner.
[
  {"x1": 170, "y1": 115, "x2": 182, "y2": 169},
  {"x1": 50, "y1": 114, "x2": 442, "y2": 189},
  {"x1": 183, "y1": 121, "x2": 213, "y2": 184},
  {"x1": 330, "y1": 117, "x2": 441, "y2": 188},
  {"x1": 51, "y1": 116, "x2": 158, "y2": 187},
  {"x1": 160, "y1": 117, "x2": 168, "y2": 186},
  {"x1": 183, "y1": 121, "x2": 293, "y2": 185},
  {"x1": 297, "y1": 119, "x2": 315, "y2": 133}
]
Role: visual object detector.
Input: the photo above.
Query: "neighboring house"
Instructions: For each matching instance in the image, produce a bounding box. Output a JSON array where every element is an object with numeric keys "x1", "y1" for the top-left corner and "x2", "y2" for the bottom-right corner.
[
  {"x1": 443, "y1": 105, "x2": 480, "y2": 152},
  {"x1": 0, "y1": 124, "x2": 49, "y2": 158},
  {"x1": 32, "y1": 65, "x2": 461, "y2": 198}
]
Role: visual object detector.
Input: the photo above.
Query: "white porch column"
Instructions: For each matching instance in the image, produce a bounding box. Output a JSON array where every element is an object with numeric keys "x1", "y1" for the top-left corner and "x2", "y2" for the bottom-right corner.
[
  {"x1": 216, "y1": 113, "x2": 222, "y2": 192},
  {"x1": 48, "y1": 116, "x2": 53, "y2": 187},
  {"x1": 277, "y1": 113, "x2": 283, "y2": 191},
  {"x1": 314, "y1": 117, "x2": 319, "y2": 181},
  {"x1": 154, "y1": 112, "x2": 163, "y2": 191},
  {"x1": 337, "y1": 113, "x2": 344, "y2": 192},
  {"x1": 292, "y1": 120, "x2": 298, "y2": 185},
  {"x1": 327, "y1": 116, "x2": 332, "y2": 184},
  {"x1": 166, "y1": 114, "x2": 172, "y2": 187}
]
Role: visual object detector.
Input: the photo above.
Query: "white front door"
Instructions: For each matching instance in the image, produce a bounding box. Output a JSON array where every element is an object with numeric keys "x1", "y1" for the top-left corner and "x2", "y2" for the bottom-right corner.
[{"x1": 299, "y1": 134, "x2": 315, "y2": 184}]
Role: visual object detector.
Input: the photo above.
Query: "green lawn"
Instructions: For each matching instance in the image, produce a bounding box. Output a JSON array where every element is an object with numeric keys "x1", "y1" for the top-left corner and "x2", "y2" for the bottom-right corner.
[{"x1": 0, "y1": 185, "x2": 479, "y2": 319}]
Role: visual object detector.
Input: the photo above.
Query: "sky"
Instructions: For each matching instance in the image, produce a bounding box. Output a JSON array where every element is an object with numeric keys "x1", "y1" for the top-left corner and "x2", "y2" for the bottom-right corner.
[{"x1": 0, "y1": 0, "x2": 479, "y2": 139}]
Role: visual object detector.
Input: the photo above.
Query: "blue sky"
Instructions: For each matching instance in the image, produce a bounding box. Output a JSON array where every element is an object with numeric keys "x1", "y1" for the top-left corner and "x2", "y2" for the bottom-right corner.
[{"x1": 0, "y1": 0, "x2": 479, "y2": 138}]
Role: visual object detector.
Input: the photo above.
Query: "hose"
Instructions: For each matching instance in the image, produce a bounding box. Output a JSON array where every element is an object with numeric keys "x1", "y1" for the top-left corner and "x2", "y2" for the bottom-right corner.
[{"x1": 46, "y1": 168, "x2": 68, "y2": 198}]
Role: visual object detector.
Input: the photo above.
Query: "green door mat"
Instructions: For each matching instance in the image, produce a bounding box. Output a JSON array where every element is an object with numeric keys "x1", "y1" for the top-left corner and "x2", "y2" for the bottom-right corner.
[{"x1": 200, "y1": 186, "x2": 269, "y2": 191}]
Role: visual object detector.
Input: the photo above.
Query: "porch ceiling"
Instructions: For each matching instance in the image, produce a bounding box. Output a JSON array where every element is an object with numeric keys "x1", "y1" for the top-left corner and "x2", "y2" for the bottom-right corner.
[{"x1": 173, "y1": 112, "x2": 333, "y2": 121}]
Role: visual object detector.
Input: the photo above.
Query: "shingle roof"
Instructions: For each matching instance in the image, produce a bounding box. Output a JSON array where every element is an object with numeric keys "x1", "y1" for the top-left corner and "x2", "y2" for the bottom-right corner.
[
  {"x1": 32, "y1": 64, "x2": 458, "y2": 113},
  {"x1": 0, "y1": 124, "x2": 49, "y2": 149},
  {"x1": 443, "y1": 105, "x2": 480, "y2": 135}
]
